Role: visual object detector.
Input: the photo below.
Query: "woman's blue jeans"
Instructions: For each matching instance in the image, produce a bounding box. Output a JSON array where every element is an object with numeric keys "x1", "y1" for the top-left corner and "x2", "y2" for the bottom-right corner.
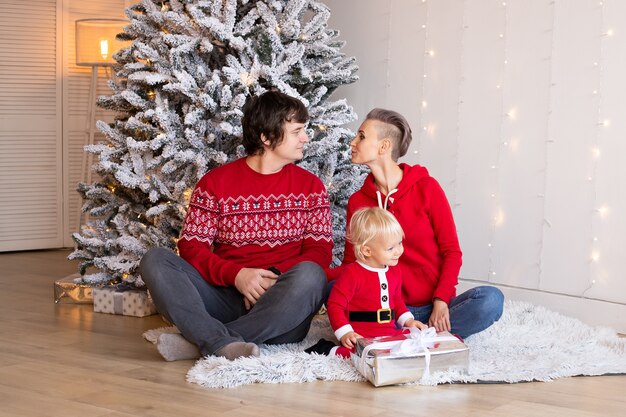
[{"x1": 407, "y1": 286, "x2": 504, "y2": 340}]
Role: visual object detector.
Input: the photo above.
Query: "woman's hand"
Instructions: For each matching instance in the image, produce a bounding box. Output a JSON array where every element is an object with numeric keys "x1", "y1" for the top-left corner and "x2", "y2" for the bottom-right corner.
[{"x1": 429, "y1": 298, "x2": 451, "y2": 332}]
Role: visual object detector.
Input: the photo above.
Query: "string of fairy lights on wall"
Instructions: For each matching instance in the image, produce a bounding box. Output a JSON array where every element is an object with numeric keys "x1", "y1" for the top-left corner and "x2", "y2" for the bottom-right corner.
[
  {"x1": 584, "y1": 0, "x2": 612, "y2": 297},
  {"x1": 486, "y1": 1, "x2": 509, "y2": 283},
  {"x1": 450, "y1": 0, "x2": 468, "y2": 210},
  {"x1": 537, "y1": 0, "x2": 556, "y2": 290},
  {"x1": 414, "y1": 0, "x2": 430, "y2": 161},
  {"x1": 412, "y1": 0, "x2": 619, "y2": 312}
]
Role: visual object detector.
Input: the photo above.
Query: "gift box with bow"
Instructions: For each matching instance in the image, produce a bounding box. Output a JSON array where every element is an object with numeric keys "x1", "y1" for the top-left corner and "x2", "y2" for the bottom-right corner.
[
  {"x1": 93, "y1": 283, "x2": 157, "y2": 317},
  {"x1": 351, "y1": 328, "x2": 469, "y2": 387}
]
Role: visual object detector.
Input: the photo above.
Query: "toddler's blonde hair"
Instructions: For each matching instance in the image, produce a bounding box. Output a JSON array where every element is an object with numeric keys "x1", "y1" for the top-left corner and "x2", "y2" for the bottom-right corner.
[{"x1": 348, "y1": 207, "x2": 404, "y2": 262}]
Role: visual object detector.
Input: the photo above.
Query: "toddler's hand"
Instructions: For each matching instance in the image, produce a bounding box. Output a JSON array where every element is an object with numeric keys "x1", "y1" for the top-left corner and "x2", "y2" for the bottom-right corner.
[{"x1": 340, "y1": 331, "x2": 361, "y2": 349}]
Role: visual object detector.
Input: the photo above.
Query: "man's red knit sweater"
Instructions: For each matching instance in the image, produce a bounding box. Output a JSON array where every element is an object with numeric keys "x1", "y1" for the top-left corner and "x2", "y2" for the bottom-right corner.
[{"x1": 178, "y1": 158, "x2": 333, "y2": 286}]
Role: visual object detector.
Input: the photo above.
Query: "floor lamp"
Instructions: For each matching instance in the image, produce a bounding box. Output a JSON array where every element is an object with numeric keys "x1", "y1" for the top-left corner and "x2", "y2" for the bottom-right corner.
[{"x1": 75, "y1": 19, "x2": 127, "y2": 227}]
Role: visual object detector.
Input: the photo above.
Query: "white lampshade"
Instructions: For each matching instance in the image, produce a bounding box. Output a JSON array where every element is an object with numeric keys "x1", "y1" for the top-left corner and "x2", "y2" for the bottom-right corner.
[{"x1": 75, "y1": 19, "x2": 128, "y2": 66}]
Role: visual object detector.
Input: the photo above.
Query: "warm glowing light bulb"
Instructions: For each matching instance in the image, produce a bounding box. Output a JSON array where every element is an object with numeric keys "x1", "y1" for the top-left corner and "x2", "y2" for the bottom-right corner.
[
  {"x1": 597, "y1": 205, "x2": 609, "y2": 217},
  {"x1": 428, "y1": 50, "x2": 435, "y2": 56},
  {"x1": 592, "y1": 147, "x2": 601, "y2": 158},
  {"x1": 240, "y1": 72, "x2": 254, "y2": 86},
  {"x1": 100, "y1": 39, "x2": 109, "y2": 59},
  {"x1": 494, "y1": 208, "x2": 505, "y2": 226},
  {"x1": 591, "y1": 251, "x2": 600, "y2": 262},
  {"x1": 422, "y1": 101, "x2": 428, "y2": 108}
]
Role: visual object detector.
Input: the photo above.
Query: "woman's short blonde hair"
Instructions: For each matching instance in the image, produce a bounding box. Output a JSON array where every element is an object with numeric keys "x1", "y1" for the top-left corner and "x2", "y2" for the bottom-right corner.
[{"x1": 348, "y1": 207, "x2": 404, "y2": 262}]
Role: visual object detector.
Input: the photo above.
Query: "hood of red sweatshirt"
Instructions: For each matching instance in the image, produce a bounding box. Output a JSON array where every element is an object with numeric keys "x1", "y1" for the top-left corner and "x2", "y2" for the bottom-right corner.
[{"x1": 359, "y1": 163, "x2": 431, "y2": 206}]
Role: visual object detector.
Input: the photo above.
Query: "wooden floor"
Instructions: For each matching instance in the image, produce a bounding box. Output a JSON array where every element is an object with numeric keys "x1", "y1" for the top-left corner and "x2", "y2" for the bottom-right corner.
[{"x1": 0, "y1": 249, "x2": 624, "y2": 417}]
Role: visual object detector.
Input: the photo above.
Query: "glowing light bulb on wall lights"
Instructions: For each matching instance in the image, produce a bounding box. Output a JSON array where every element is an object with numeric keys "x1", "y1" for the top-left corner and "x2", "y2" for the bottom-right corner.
[
  {"x1": 597, "y1": 205, "x2": 609, "y2": 217},
  {"x1": 592, "y1": 147, "x2": 601, "y2": 158},
  {"x1": 422, "y1": 101, "x2": 428, "y2": 108},
  {"x1": 591, "y1": 251, "x2": 600, "y2": 262}
]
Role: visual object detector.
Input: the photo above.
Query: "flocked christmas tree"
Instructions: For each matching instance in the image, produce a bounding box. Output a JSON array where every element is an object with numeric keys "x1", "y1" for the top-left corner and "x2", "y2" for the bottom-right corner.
[{"x1": 69, "y1": 0, "x2": 365, "y2": 286}]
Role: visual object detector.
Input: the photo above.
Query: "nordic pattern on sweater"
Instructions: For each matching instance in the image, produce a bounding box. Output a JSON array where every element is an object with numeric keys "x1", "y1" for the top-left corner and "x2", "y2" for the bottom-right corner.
[{"x1": 178, "y1": 158, "x2": 333, "y2": 287}]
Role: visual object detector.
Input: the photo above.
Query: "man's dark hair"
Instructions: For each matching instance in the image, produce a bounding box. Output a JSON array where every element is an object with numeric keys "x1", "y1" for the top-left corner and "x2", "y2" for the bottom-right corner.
[{"x1": 241, "y1": 90, "x2": 309, "y2": 155}]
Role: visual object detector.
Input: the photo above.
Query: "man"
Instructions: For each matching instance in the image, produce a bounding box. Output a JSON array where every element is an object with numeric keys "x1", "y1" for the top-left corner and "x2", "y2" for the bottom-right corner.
[{"x1": 140, "y1": 90, "x2": 333, "y2": 361}]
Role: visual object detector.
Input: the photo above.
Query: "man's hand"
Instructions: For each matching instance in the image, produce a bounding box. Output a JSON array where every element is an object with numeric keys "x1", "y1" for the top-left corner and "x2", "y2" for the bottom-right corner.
[
  {"x1": 340, "y1": 331, "x2": 362, "y2": 349},
  {"x1": 429, "y1": 298, "x2": 451, "y2": 332},
  {"x1": 234, "y1": 268, "x2": 279, "y2": 310}
]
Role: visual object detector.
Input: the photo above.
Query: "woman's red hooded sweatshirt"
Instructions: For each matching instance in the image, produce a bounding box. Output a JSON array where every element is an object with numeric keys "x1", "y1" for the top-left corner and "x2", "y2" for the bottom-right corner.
[{"x1": 330, "y1": 163, "x2": 462, "y2": 306}]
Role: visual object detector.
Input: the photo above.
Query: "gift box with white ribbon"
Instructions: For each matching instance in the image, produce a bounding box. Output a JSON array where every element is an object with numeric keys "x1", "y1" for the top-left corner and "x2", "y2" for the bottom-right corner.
[
  {"x1": 93, "y1": 285, "x2": 156, "y2": 317},
  {"x1": 351, "y1": 328, "x2": 469, "y2": 387}
]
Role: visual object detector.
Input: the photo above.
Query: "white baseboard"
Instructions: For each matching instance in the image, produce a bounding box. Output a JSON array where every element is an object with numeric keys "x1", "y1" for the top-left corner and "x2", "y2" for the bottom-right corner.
[{"x1": 458, "y1": 279, "x2": 626, "y2": 334}]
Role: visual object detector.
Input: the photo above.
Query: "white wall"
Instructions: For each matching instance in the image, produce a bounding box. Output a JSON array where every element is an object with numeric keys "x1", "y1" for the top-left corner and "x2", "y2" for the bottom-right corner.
[{"x1": 325, "y1": 0, "x2": 626, "y2": 332}]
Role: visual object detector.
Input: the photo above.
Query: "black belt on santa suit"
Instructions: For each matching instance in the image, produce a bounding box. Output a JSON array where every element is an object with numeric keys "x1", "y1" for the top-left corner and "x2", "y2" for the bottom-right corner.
[{"x1": 349, "y1": 308, "x2": 395, "y2": 324}]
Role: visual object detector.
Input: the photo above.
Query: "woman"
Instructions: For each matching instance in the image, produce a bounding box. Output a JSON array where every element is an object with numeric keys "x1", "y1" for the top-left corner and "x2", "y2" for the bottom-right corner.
[{"x1": 329, "y1": 108, "x2": 503, "y2": 339}]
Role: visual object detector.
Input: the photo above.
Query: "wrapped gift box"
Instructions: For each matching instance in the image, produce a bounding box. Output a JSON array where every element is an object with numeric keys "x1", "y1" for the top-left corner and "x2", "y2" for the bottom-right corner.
[
  {"x1": 54, "y1": 274, "x2": 93, "y2": 304},
  {"x1": 351, "y1": 329, "x2": 469, "y2": 387},
  {"x1": 93, "y1": 285, "x2": 157, "y2": 317}
]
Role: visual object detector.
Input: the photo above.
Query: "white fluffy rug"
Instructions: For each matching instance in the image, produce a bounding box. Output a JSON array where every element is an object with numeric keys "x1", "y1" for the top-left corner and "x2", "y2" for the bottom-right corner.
[{"x1": 143, "y1": 300, "x2": 626, "y2": 388}]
